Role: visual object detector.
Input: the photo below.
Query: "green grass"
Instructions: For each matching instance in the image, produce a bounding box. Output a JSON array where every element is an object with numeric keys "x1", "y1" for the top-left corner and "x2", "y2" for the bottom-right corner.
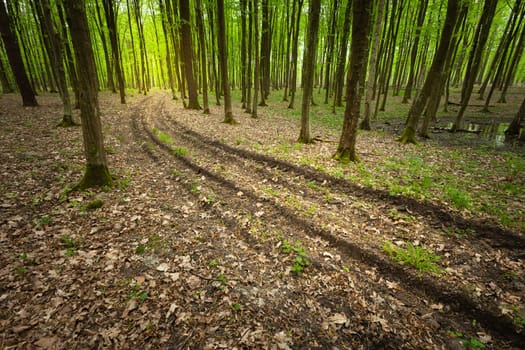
[{"x1": 383, "y1": 241, "x2": 442, "y2": 274}]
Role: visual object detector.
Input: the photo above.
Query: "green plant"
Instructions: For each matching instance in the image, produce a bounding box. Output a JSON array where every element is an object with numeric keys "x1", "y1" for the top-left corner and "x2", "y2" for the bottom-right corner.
[
  {"x1": 382, "y1": 241, "x2": 442, "y2": 273},
  {"x1": 229, "y1": 303, "x2": 241, "y2": 311},
  {"x1": 461, "y1": 337, "x2": 485, "y2": 349},
  {"x1": 118, "y1": 177, "x2": 131, "y2": 190},
  {"x1": 65, "y1": 247, "x2": 77, "y2": 257},
  {"x1": 281, "y1": 240, "x2": 309, "y2": 275},
  {"x1": 172, "y1": 147, "x2": 189, "y2": 156},
  {"x1": 60, "y1": 234, "x2": 79, "y2": 249},
  {"x1": 445, "y1": 185, "x2": 472, "y2": 209},
  {"x1": 217, "y1": 273, "x2": 228, "y2": 285},
  {"x1": 209, "y1": 259, "x2": 219, "y2": 268},
  {"x1": 190, "y1": 183, "x2": 199, "y2": 195},
  {"x1": 136, "y1": 245, "x2": 146, "y2": 254},
  {"x1": 16, "y1": 266, "x2": 28, "y2": 276},
  {"x1": 153, "y1": 128, "x2": 173, "y2": 145},
  {"x1": 35, "y1": 214, "x2": 52, "y2": 227}
]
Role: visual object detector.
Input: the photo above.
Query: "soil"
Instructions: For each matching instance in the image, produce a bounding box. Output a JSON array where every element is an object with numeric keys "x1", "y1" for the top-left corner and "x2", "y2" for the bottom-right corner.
[{"x1": 1, "y1": 91, "x2": 524, "y2": 349}]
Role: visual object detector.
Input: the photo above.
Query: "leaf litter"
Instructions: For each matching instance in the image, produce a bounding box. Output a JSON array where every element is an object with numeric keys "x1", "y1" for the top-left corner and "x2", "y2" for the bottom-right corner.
[{"x1": 0, "y1": 91, "x2": 524, "y2": 349}]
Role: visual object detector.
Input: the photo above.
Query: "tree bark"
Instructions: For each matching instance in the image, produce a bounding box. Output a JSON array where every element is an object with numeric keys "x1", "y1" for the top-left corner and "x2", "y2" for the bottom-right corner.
[
  {"x1": 287, "y1": 0, "x2": 304, "y2": 109},
  {"x1": 333, "y1": 0, "x2": 372, "y2": 162},
  {"x1": 34, "y1": 0, "x2": 74, "y2": 126},
  {"x1": 360, "y1": 0, "x2": 385, "y2": 130},
  {"x1": 195, "y1": 0, "x2": 209, "y2": 114},
  {"x1": 179, "y1": 0, "x2": 200, "y2": 109},
  {"x1": 505, "y1": 96, "x2": 525, "y2": 136},
  {"x1": 217, "y1": 0, "x2": 236, "y2": 123},
  {"x1": 452, "y1": 0, "x2": 497, "y2": 132},
  {"x1": 298, "y1": 0, "x2": 322, "y2": 143},
  {"x1": 63, "y1": 0, "x2": 113, "y2": 189},
  {"x1": 103, "y1": 0, "x2": 126, "y2": 104},
  {"x1": 252, "y1": 0, "x2": 260, "y2": 118},
  {"x1": 333, "y1": 0, "x2": 352, "y2": 108},
  {"x1": 398, "y1": 0, "x2": 459, "y2": 144},
  {"x1": 0, "y1": 1, "x2": 38, "y2": 106}
]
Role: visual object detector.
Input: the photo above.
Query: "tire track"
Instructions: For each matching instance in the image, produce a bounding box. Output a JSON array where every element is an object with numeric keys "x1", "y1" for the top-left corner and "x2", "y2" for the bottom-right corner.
[{"x1": 133, "y1": 96, "x2": 524, "y2": 347}]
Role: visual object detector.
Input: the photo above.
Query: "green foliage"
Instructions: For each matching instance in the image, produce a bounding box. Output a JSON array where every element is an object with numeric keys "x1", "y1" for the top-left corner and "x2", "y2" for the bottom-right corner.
[
  {"x1": 217, "y1": 273, "x2": 228, "y2": 285},
  {"x1": 461, "y1": 337, "x2": 485, "y2": 349},
  {"x1": 35, "y1": 214, "x2": 52, "y2": 227},
  {"x1": 60, "y1": 234, "x2": 79, "y2": 249},
  {"x1": 281, "y1": 239, "x2": 309, "y2": 275},
  {"x1": 382, "y1": 241, "x2": 442, "y2": 274},
  {"x1": 445, "y1": 185, "x2": 472, "y2": 210},
  {"x1": 152, "y1": 128, "x2": 173, "y2": 145},
  {"x1": 172, "y1": 147, "x2": 189, "y2": 156},
  {"x1": 118, "y1": 177, "x2": 131, "y2": 190}
]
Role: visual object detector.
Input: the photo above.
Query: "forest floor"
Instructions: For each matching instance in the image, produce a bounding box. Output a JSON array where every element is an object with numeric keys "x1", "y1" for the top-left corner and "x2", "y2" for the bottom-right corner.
[{"x1": 1, "y1": 89, "x2": 524, "y2": 349}]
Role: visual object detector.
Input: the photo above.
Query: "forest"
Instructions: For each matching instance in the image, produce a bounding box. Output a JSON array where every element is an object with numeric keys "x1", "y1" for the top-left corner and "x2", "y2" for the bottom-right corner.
[{"x1": 1, "y1": 0, "x2": 525, "y2": 348}]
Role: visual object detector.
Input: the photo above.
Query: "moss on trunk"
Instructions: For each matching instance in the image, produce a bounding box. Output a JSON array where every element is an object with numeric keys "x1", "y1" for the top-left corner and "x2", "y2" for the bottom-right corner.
[
  {"x1": 397, "y1": 127, "x2": 418, "y2": 145},
  {"x1": 74, "y1": 164, "x2": 114, "y2": 190},
  {"x1": 333, "y1": 148, "x2": 360, "y2": 164},
  {"x1": 57, "y1": 115, "x2": 77, "y2": 127}
]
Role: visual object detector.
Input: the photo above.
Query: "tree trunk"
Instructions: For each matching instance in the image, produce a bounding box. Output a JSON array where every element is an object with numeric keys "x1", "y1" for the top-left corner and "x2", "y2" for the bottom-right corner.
[
  {"x1": 323, "y1": 0, "x2": 338, "y2": 104},
  {"x1": 217, "y1": 0, "x2": 236, "y2": 124},
  {"x1": 159, "y1": 0, "x2": 177, "y2": 99},
  {"x1": 398, "y1": 0, "x2": 459, "y2": 144},
  {"x1": 179, "y1": 0, "x2": 200, "y2": 109},
  {"x1": 103, "y1": 0, "x2": 126, "y2": 104},
  {"x1": 245, "y1": 0, "x2": 253, "y2": 113},
  {"x1": 334, "y1": 0, "x2": 373, "y2": 162},
  {"x1": 0, "y1": 57, "x2": 14, "y2": 93},
  {"x1": 298, "y1": 0, "x2": 322, "y2": 143},
  {"x1": 360, "y1": 0, "x2": 385, "y2": 130},
  {"x1": 259, "y1": 0, "x2": 270, "y2": 105},
  {"x1": 34, "y1": 0, "x2": 74, "y2": 126},
  {"x1": 63, "y1": 0, "x2": 113, "y2": 189},
  {"x1": 452, "y1": 0, "x2": 497, "y2": 132},
  {"x1": 402, "y1": 0, "x2": 428, "y2": 103},
  {"x1": 252, "y1": 0, "x2": 260, "y2": 118},
  {"x1": 333, "y1": 0, "x2": 352, "y2": 108},
  {"x1": 195, "y1": 0, "x2": 209, "y2": 114},
  {"x1": 95, "y1": 0, "x2": 115, "y2": 92},
  {"x1": 505, "y1": 96, "x2": 525, "y2": 136},
  {"x1": 287, "y1": 0, "x2": 304, "y2": 109},
  {"x1": 0, "y1": 1, "x2": 38, "y2": 106}
]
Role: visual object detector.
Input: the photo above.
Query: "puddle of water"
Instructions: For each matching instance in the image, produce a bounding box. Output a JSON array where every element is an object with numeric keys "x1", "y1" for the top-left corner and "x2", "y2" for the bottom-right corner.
[{"x1": 445, "y1": 122, "x2": 510, "y2": 147}]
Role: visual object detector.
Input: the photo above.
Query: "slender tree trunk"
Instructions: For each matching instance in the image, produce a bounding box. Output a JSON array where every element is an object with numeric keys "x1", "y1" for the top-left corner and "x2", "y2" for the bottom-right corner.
[
  {"x1": 95, "y1": 0, "x2": 115, "y2": 92},
  {"x1": 196, "y1": 0, "x2": 209, "y2": 114},
  {"x1": 452, "y1": 0, "x2": 497, "y2": 131},
  {"x1": 323, "y1": 0, "x2": 338, "y2": 104},
  {"x1": 402, "y1": 0, "x2": 428, "y2": 103},
  {"x1": 63, "y1": 0, "x2": 113, "y2": 189},
  {"x1": 360, "y1": 0, "x2": 385, "y2": 130},
  {"x1": 179, "y1": 0, "x2": 200, "y2": 109},
  {"x1": 282, "y1": 0, "x2": 293, "y2": 101},
  {"x1": 259, "y1": 0, "x2": 270, "y2": 105},
  {"x1": 252, "y1": 0, "x2": 260, "y2": 118},
  {"x1": 159, "y1": 0, "x2": 176, "y2": 99},
  {"x1": 0, "y1": 1, "x2": 38, "y2": 106},
  {"x1": 217, "y1": 0, "x2": 236, "y2": 124},
  {"x1": 0, "y1": 57, "x2": 14, "y2": 93},
  {"x1": 333, "y1": 0, "x2": 352, "y2": 108},
  {"x1": 245, "y1": 0, "x2": 253, "y2": 113},
  {"x1": 298, "y1": 0, "x2": 322, "y2": 143},
  {"x1": 498, "y1": 24, "x2": 525, "y2": 103},
  {"x1": 398, "y1": 0, "x2": 459, "y2": 144},
  {"x1": 505, "y1": 96, "x2": 525, "y2": 136},
  {"x1": 34, "y1": 0, "x2": 74, "y2": 126},
  {"x1": 240, "y1": 0, "x2": 248, "y2": 108},
  {"x1": 287, "y1": 0, "x2": 304, "y2": 109},
  {"x1": 103, "y1": 0, "x2": 126, "y2": 103},
  {"x1": 334, "y1": 0, "x2": 373, "y2": 162}
]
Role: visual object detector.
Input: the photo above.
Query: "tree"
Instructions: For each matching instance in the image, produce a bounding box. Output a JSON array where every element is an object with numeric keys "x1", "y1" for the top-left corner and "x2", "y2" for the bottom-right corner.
[
  {"x1": 33, "y1": 0, "x2": 75, "y2": 126},
  {"x1": 217, "y1": 0, "x2": 236, "y2": 124},
  {"x1": 398, "y1": 0, "x2": 460, "y2": 145},
  {"x1": 179, "y1": 0, "x2": 200, "y2": 109},
  {"x1": 506, "y1": 96, "x2": 525, "y2": 137},
  {"x1": 103, "y1": 0, "x2": 126, "y2": 104},
  {"x1": 333, "y1": 0, "x2": 372, "y2": 162},
  {"x1": 0, "y1": 1, "x2": 38, "y2": 106},
  {"x1": 360, "y1": 0, "x2": 386, "y2": 130},
  {"x1": 63, "y1": 0, "x2": 113, "y2": 189},
  {"x1": 298, "y1": 0, "x2": 322, "y2": 144},
  {"x1": 451, "y1": 0, "x2": 498, "y2": 132},
  {"x1": 195, "y1": 0, "x2": 209, "y2": 114}
]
